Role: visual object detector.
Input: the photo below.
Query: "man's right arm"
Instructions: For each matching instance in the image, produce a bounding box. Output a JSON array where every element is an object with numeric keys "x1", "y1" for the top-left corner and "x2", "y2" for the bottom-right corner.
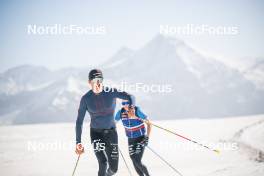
[{"x1": 75, "y1": 96, "x2": 87, "y2": 144}]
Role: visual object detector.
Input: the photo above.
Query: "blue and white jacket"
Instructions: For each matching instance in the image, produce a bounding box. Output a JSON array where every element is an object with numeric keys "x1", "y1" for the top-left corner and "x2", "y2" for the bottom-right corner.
[{"x1": 115, "y1": 106, "x2": 147, "y2": 138}]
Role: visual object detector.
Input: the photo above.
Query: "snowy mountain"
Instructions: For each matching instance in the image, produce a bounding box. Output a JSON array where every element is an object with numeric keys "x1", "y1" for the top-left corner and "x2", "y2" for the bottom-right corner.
[
  {"x1": 102, "y1": 35, "x2": 264, "y2": 119},
  {"x1": 0, "y1": 65, "x2": 89, "y2": 124},
  {"x1": 0, "y1": 35, "x2": 264, "y2": 124}
]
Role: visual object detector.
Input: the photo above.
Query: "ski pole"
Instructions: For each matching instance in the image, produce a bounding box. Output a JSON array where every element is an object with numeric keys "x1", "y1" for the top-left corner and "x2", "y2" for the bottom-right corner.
[
  {"x1": 147, "y1": 145, "x2": 183, "y2": 176},
  {"x1": 71, "y1": 154, "x2": 81, "y2": 176},
  {"x1": 118, "y1": 147, "x2": 133, "y2": 176},
  {"x1": 139, "y1": 118, "x2": 220, "y2": 154}
]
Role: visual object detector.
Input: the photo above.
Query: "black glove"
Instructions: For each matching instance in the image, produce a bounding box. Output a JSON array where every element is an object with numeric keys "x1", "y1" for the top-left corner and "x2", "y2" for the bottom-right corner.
[{"x1": 141, "y1": 135, "x2": 149, "y2": 146}]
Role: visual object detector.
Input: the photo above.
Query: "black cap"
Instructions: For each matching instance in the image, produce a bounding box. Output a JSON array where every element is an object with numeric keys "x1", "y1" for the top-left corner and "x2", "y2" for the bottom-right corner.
[{"x1": 88, "y1": 69, "x2": 103, "y2": 80}]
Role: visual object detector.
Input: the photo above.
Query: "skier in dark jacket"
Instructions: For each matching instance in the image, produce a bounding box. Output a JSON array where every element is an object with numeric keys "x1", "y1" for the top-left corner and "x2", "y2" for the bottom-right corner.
[
  {"x1": 75, "y1": 69, "x2": 134, "y2": 176},
  {"x1": 115, "y1": 99, "x2": 151, "y2": 176}
]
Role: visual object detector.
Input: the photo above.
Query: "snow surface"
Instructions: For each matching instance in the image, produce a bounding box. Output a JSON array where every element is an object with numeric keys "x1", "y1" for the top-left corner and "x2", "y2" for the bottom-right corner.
[{"x1": 0, "y1": 115, "x2": 263, "y2": 176}]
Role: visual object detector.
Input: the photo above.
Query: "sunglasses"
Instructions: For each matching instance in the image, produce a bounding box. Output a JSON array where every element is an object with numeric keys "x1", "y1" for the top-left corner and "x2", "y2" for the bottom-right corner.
[
  {"x1": 91, "y1": 78, "x2": 103, "y2": 83},
  {"x1": 122, "y1": 102, "x2": 130, "y2": 106}
]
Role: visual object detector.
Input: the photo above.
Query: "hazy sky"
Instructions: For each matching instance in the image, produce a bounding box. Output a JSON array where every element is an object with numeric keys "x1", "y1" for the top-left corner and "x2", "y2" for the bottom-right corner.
[{"x1": 0, "y1": 0, "x2": 263, "y2": 72}]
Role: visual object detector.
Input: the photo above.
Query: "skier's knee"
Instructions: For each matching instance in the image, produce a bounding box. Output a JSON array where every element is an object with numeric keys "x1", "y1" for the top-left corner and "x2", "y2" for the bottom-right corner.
[
  {"x1": 99, "y1": 156, "x2": 107, "y2": 162},
  {"x1": 98, "y1": 157, "x2": 107, "y2": 168}
]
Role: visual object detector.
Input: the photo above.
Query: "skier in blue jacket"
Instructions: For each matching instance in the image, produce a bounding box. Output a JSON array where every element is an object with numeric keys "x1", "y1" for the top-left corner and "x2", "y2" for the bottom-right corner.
[{"x1": 115, "y1": 100, "x2": 151, "y2": 176}]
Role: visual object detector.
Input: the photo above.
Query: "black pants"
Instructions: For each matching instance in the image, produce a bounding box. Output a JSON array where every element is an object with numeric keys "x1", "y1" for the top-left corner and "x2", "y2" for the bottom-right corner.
[
  {"x1": 128, "y1": 136, "x2": 150, "y2": 176},
  {"x1": 90, "y1": 128, "x2": 119, "y2": 176}
]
